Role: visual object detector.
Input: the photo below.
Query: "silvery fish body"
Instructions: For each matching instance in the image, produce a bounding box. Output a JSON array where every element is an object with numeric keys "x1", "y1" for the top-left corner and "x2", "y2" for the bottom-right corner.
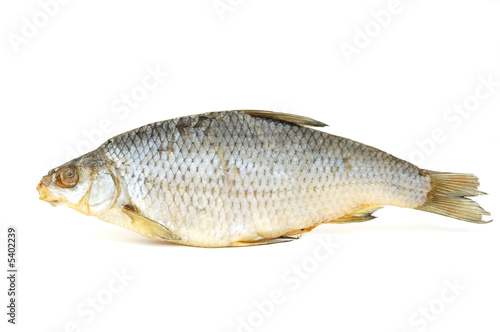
[{"x1": 37, "y1": 110, "x2": 490, "y2": 247}]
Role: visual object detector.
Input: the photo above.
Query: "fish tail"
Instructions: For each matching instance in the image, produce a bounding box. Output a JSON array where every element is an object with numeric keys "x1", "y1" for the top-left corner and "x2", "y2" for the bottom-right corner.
[{"x1": 416, "y1": 170, "x2": 491, "y2": 224}]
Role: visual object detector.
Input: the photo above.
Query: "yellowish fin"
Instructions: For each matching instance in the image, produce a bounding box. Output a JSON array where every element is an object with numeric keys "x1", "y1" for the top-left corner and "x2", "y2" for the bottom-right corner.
[
  {"x1": 231, "y1": 236, "x2": 300, "y2": 247},
  {"x1": 327, "y1": 205, "x2": 382, "y2": 223},
  {"x1": 121, "y1": 205, "x2": 181, "y2": 241},
  {"x1": 416, "y1": 171, "x2": 491, "y2": 224}
]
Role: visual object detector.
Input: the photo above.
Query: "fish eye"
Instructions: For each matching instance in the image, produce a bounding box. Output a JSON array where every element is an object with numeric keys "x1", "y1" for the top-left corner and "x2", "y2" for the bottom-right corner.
[{"x1": 56, "y1": 167, "x2": 79, "y2": 188}]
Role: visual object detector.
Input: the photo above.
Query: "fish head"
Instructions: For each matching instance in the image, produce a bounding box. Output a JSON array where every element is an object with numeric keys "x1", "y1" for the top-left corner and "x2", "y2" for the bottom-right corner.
[{"x1": 37, "y1": 156, "x2": 121, "y2": 216}]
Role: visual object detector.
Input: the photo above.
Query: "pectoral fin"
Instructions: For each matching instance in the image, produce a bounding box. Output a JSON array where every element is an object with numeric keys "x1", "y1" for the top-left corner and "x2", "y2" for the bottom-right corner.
[
  {"x1": 121, "y1": 206, "x2": 181, "y2": 241},
  {"x1": 328, "y1": 206, "x2": 382, "y2": 224}
]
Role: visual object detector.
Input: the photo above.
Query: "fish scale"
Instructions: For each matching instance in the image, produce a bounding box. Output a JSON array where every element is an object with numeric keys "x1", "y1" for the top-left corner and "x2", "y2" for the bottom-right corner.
[{"x1": 108, "y1": 112, "x2": 410, "y2": 244}]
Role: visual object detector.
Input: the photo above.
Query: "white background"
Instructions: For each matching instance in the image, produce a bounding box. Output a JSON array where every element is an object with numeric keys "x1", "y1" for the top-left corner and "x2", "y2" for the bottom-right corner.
[{"x1": 1, "y1": 1, "x2": 499, "y2": 331}]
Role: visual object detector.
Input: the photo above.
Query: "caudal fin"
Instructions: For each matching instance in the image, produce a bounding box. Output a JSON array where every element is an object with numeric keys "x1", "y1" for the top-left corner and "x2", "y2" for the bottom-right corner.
[{"x1": 416, "y1": 171, "x2": 491, "y2": 224}]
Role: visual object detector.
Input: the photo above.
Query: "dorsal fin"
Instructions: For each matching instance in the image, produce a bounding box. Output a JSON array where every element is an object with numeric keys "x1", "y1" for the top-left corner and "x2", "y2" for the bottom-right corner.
[{"x1": 243, "y1": 110, "x2": 328, "y2": 127}]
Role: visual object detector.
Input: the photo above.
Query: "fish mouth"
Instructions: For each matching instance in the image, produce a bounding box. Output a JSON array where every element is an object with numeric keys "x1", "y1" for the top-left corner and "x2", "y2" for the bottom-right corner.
[{"x1": 36, "y1": 180, "x2": 61, "y2": 206}]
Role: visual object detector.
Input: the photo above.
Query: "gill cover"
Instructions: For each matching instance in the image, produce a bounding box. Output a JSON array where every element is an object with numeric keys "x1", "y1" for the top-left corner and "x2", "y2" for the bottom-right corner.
[{"x1": 88, "y1": 168, "x2": 117, "y2": 213}]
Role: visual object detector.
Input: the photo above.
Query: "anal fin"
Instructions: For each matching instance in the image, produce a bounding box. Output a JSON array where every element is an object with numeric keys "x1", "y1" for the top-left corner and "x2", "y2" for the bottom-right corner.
[
  {"x1": 231, "y1": 236, "x2": 300, "y2": 247},
  {"x1": 328, "y1": 205, "x2": 382, "y2": 224}
]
